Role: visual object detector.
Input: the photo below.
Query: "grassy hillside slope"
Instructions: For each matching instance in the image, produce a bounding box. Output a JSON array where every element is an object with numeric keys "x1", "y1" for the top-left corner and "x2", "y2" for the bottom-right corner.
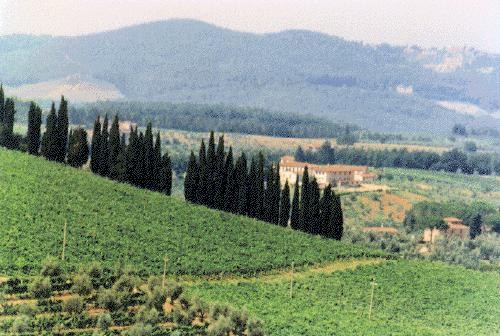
[
  {"x1": 188, "y1": 260, "x2": 500, "y2": 335},
  {"x1": 0, "y1": 149, "x2": 386, "y2": 276}
]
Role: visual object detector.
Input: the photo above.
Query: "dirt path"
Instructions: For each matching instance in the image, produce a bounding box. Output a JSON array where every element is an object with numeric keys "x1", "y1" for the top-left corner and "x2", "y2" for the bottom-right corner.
[{"x1": 180, "y1": 258, "x2": 385, "y2": 285}]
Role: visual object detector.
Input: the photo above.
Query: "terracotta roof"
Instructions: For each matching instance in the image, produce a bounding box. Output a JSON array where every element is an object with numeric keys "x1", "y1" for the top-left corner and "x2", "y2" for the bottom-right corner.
[
  {"x1": 280, "y1": 157, "x2": 368, "y2": 173},
  {"x1": 362, "y1": 227, "x2": 398, "y2": 234}
]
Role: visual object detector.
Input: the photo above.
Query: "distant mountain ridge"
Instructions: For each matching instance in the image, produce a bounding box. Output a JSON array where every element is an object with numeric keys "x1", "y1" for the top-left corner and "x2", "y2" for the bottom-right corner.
[{"x1": 1, "y1": 19, "x2": 499, "y2": 134}]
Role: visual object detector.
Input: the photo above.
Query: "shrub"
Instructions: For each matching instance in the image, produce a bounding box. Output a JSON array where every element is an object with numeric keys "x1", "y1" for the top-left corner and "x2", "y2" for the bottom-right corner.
[
  {"x1": 30, "y1": 276, "x2": 52, "y2": 299},
  {"x1": 172, "y1": 308, "x2": 192, "y2": 326},
  {"x1": 63, "y1": 295, "x2": 85, "y2": 314},
  {"x1": 207, "y1": 315, "x2": 233, "y2": 336},
  {"x1": 17, "y1": 304, "x2": 39, "y2": 317},
  {"x1": 135, "y1": 307, "x2": 160, "y2": 325},
  {"x1": 112, "y1": 274, "x2": 137, "y2": 293},
  {"x1": 87, "y1": 262, "x2": 103, "y2": 289},
  {"x1": 97, "y1": 313, "x2": 113, "y2": 331},
  {"x1": 170, "y1": 285, "x2": 183, "y2": 304},
  {"x1": 11, "y1": 315, "x2": 31, "y2": 334},
  {"x1": 210, "y1": 303, "x2": 230, "y2": 320},
  {"x1": 146, "y1": 287, "x2": 168, "y2": 312},
  {"x1": 125, "y1": 322, "x2": 153, "y2": 336},
  {"x1": 230, "y1": 310, "x2": 248, "y2": 336},
  {"x1": 98, "y1": 288, "x2": 122, "y2": 311},
  {"x1": 72, "y1": 273, "x2": 93, "y2": 296},
  {"x1": 247, "y1": 318, "x2": 266, "y2": 336},
  {"x1": 190, "y1": 297, "x2": 209, "y2": 322},
  {"x1": 40, "y1": 256, "x2": 62, "y2": 277}
]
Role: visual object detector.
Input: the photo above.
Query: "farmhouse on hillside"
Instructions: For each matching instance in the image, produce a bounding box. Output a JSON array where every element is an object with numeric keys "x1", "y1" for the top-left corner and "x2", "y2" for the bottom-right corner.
[
  {"x1": 279, "y1": 156, "x2": 376, "y2": 188},
  {"x1": 422, "y1": 217, "x2": 470, "y2": 243}
]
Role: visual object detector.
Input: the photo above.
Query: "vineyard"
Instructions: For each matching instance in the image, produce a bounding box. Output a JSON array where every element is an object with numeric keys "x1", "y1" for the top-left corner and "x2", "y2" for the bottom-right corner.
[
  {"x1": 187, "y1": 260, "x2": 500, "y2": 336},
  {"x1": 0, "y1": 148, "x2": 387, "y2": 276},
  {"x1": 0, "y1": 259, "x2": 264, "y2": 335}
]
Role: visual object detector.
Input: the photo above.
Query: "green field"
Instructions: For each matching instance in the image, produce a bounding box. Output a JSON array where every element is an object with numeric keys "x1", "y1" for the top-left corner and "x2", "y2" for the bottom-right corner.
[
  {"x1": 187, "y1": 260, "x2": 500, "y2": 336},
  {"x1": 0, "y1": 148, "x2": 386, "y2": 276}
]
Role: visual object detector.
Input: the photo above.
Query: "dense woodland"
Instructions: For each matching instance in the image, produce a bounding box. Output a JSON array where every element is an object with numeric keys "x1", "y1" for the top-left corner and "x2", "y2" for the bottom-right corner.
[
  {"x1": 185, "y1": 133, "x2": 344, "y2": 239},
  {"x1": 70, "y1": 101, "x2": 356, "y2": 138},
  {"x1": 296, "y1": 141, "x2": 500, "y2": 175}
]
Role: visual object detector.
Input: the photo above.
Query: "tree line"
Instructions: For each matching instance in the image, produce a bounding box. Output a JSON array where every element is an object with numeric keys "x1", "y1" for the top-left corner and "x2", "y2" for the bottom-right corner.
[
  {"x1": 70, "y1": 101, "x2": 357, "y2": 139},
  {"x1": 184, "y1": 132, "x2": 344, "y2": 239},
  {"x1": 296, "y1": 141, "x2": 500, "y2": 175},
  {"x1": 0, "y1": 88, "x2": 172, "y2": 196}
]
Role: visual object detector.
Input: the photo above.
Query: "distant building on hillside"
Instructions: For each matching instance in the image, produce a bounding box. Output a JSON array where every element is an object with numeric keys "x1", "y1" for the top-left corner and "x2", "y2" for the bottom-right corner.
[
  {"x1": 279, "y1": 156, "x2": 376, "y2": 188},
  {"x1": 422, "y1": 217, "x2": 470, "y2": 243}
]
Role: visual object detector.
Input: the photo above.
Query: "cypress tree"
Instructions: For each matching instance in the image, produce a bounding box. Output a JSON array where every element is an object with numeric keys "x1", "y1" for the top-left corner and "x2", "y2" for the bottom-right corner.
[
  {"x1": 235, "y1": 153, "x2": 248, "y2": 215},
  {"x1": 319, "y1": 184, "x2": 334, "y2": 237},
  {"x1": 299, "y1": 166, "x2": 310, "y2": 232},
  {"x1": 90, "y1": 116, "x2": 102, "y2": 174},
  {"x1": 0, "y1": 84, "x2": 4, "y2": 121},
  {"x1": 214, "y1": 135, "x2": 226, "y2": 209},
  {"x1": 99, "y1": 115, "x2": 110, "y2": 176},
  {"x1": 126, "y1": 127, "x2": 139, "y2": 185},
  {"x1": 66, "y1": 127, "x2": 89, "y2": 168},
  {"x1": 196, "y1": 139, "x2": 207, "y2": 204},
  {"x1": 263, "y1": 165, "x2": 275, "y2": 222},
  {"x1": 27, "y1": 102, "x2": 42, "y2": 155},
  {"x1": 247, "y1": 157, "x2": 258, "y2": 218},
  {"x1": 271, "y1": 164, "x2": 281, "y2": 224},
  {"x1": 205, "y1": 131, "x2": 217, "y2": 207},
  {"x1": 279, "y1": 180, "x2": 291, "y2": 227},
  {"x1": 222, "y1": 147, "x2": 235, "y2": 212},
  {"x1": 290, "y1": 177, "x2": 301, "y2": 230},
  {"x1": 41, "y1": 103, "x2": 58, "y2": 161},
  {"x1": 110, "y1": 133, "x2": 128, "y2": 182},
  {"x1": 0, "y1": 98, "x2": 16, "y2": 149},
  {"x1": 308, "y1": 178, "x2": 321, "y2": 234},
  {"x1": 159, "y1": 152, "x2": 172, "y2": 195},
  {"x1": 255, "y1": 153, "x2": 265, "y2": 220},
  {"x1": 55, "y1": 96, "x2": 69, "y2": 162},
  {"x1": 136, "y1": 131, "x2": 146, "y2": 187},
  {"x1": 152, "y1": 132, "x2": 163, "y2": 191},
  {"x1": 143, "y1": 122, "x2": 154, "y2": 188},
  {"x1": 184, "y1": 151, "x2": 199, "y2": 202},
  {"x1": 331, "y1": 192, "x2": 344, "y2": 240},
  {"x1": 108, "y1": 115, "x2": 121, "y2": 179}
]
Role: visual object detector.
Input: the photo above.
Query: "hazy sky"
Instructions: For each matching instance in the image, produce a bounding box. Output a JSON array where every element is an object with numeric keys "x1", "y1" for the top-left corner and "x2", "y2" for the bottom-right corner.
[{"x1": 1, "y1": 0, "x2": 499, "y2": 52}]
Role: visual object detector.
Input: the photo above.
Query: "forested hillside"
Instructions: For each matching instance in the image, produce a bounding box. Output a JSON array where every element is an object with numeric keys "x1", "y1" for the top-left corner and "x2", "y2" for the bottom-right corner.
[{"x1": 1, "y1": 19, "x2": 499, "y2": 134}]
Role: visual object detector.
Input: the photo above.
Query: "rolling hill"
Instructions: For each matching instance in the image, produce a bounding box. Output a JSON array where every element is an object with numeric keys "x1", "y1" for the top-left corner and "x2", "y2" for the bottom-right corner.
[
  {"x1": 1, "y1": 19, "x2": 499, "y2": 134},
  {"x1": 0, "y1": 148, "x2": 387, "y2": 276}
]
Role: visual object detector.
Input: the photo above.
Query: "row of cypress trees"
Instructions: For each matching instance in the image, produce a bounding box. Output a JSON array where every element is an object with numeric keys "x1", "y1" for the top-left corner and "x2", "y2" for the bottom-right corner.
[
  {"x1": 90, "y1": 115, "x2": 172, "y2": 195},
  {"x1": 185, "y1": 132, "x2": 344, "y2": 239}
]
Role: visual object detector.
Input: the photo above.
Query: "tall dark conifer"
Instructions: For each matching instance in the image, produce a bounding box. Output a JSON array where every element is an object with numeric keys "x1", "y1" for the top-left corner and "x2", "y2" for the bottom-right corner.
[
  {"x1": 279, "y1": 180, "x2": 291, "y2": 227},
  {"x1": 290, "y1": 177, "x2": 301, "y2": 230},
  {"x1": 205, "y1": 131, "x2": 217, "y2": 207},
  {"x1": 331, "y1": 192, "x2": 344, "y2": 240},
  {"x1": 235, "y1": 153, "x2": 248, "y2": 215},
  {"x1": 99, "y1": 115, "x2": 110, "y2": 176},
  {"x1": 136, "y1": 131, "x2": 146, "y2": 187},
  {"x1": 196, "y1": 139, "x2": 207, "y2": 204},
  {"x1": 184, "y1": 151, "x2": 199, "y2": 202},
  {"x1": 319, "y1": 184, "x2": 334, "y2": 237},
  {"x1": 299, "y1": 166, "x2": 310, "y2": 232},
  {"x1": 66, "y1": 127, "x2": 89, "y2": 168},
  {"x1": 247, "y1": 157, "x2": 258, "y2": 218},
  {"x1": 55, "y1": 96, "x2": 69, "y2": 162},
  {"x1": 126, "y1": 127, "x2": 139, "y2": 184},
  {"x1": 143, "y1": 123, "x2": 154, "y2": 188},
  {"x1": 90, "y1": 116, "x2": 102, "y2": 173},
  {"x1": 271, "y1": 164, "x2": 281, "y2": 224},
  {"x1": 263, "y1": 165, "x2": 275, "y2": 222},
  {"x1": 0, "y1": 98, "x2": 16, "y2": 149},
  {"x1": 308, "y1": 178, "x2": 321, "y2": 234},
  {"x1": 108, "y1": 115, "x2": 121, "y2": 179},
  {"x1": 152, "y1": 132, "x2": 163, "y2": 191},
  {"x1": 159, "y1": 152, "x2": 172, "y2": 195},
  {"x1": 27, "y1": 102, "x2": 42, "y2": 155},
  {"x1": 223, "y1": 147, "x2": 235, "y2": 212},
  {"x1": 41, "y1": 103, "x2": 58, "y2": 161},
  {"x1": 0, "y1": 84, "x2": 4, "y2": 121},
  {"x1": 214, "y1": 135, "x2": 226, "y2": 209},
  {"x1": 110, "y1": 133, "x2": 128, "y2": 182},
  {"x1": 255, "y1": 153, "x2": 265, "y2": 220}
]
